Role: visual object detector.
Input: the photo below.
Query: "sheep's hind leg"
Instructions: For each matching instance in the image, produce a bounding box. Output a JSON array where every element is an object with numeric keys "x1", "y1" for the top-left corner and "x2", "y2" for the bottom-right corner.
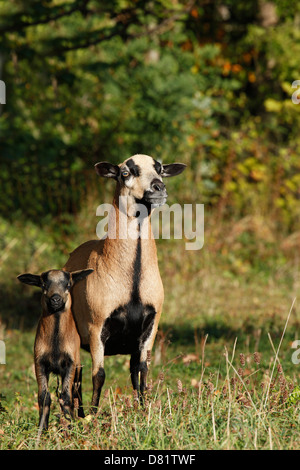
[{"x1": 90, "y1": 328, "x2": 106, "y2": 413}]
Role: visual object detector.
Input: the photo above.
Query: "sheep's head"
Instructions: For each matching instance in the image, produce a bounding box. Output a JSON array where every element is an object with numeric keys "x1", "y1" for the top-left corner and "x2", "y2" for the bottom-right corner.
[
  {"x1": 95, "y1": 154, "x2": 186, "y2": 210},
  {"x1": 17, "y1": 269, "x2": 93, "y2": 313}
]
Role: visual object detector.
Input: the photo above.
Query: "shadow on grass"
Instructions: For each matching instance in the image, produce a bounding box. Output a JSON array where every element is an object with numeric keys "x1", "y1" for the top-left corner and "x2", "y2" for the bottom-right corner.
[{"x1": 160, "y1": 319, "x2": 286, "y2": 351}]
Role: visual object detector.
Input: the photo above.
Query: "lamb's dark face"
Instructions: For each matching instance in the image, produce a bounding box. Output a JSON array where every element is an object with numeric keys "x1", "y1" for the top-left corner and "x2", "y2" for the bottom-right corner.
[
  {"x1": 40, "y1": 270, "x2": 71, "y2": 313},
  {"x1": 95, "y1": 154, "x2": 186, "y2": 210},
  {"x1": 17, "y1": 269, "x2": 94, "y2": 314}
]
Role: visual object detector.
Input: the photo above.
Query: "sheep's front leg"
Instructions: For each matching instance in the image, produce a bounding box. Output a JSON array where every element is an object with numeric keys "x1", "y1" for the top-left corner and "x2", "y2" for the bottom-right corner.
[
  {"x1": 130, "y1": 352, "x2": 148, "y2": 402},
  {"x1": 73, "y1": 365, "x2": 85, "y2": 418},
  {"x1": 131, "y1": 307, "x2": 157, "y2": 402}
]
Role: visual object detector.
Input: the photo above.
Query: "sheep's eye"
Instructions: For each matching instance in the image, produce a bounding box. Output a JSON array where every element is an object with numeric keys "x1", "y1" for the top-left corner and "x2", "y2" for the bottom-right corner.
[{"x1": 122, "y1": 170, "x2": 130, "y2": 178}]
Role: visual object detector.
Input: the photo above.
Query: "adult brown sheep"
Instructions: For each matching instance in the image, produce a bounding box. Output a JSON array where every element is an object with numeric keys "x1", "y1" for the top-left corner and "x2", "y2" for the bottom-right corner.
[{"x1": 64, "y1": 154, "x2": 186, "y2": 411}]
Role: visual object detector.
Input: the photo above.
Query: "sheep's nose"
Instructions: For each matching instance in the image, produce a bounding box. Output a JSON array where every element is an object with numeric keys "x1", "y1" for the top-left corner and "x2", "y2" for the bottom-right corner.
[
  {"x1": 150, "y1": 179, "x2": 165, "y2": 192},
  {"x1": 50, "y1": 294, "x2": 62, "y2": 305}
]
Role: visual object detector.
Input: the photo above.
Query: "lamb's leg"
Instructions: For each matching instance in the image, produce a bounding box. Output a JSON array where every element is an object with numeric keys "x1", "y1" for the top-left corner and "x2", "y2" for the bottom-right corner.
[
  {"x1": 60, "y1": 359, "x2": 76, "y2": 422},
  {"x1": 35, "y1": 361, "x2": 51, "y2": 432}
]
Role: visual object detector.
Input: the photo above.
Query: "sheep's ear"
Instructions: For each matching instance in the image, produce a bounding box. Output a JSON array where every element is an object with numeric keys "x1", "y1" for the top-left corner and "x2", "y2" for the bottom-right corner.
[
  {"x1": 71, "y1": 269, "x2": 94, "y2": 285},
  {"x1": 95, "y1": 162, "x2": 120, "y2": 180},
  {"x1": 17, "y1": 273, "x2": 42, "y2": 287},
  {"x1": 161, "y1": 163, "x2": 186, "y2": 177}
]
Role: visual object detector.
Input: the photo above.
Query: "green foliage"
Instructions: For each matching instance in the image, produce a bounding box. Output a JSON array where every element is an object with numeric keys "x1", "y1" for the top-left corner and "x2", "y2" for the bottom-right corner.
[{"x1": 0, "y1": 0, "x2": 300, "y2": 229}]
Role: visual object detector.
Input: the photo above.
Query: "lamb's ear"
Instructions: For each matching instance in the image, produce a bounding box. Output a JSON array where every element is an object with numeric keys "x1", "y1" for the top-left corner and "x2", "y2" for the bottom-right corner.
[
  {"x1": 71, "y1": 269, "x2": 94, "y2": 285},
  {"x1": 17, "y1": 273, "x2": 42, "y2": 287},
  {"x1": 161, "y1": 163, "x2": 187, "y2": 177},
  {"x1": 94, "y1": 162, "x2": 120, "y2": 180}
]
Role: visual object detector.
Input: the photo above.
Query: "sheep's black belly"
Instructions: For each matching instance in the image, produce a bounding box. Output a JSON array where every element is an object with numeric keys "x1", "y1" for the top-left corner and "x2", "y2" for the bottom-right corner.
[{"x1": 101, "y1": 303, "x2": 156, "y2": 356}]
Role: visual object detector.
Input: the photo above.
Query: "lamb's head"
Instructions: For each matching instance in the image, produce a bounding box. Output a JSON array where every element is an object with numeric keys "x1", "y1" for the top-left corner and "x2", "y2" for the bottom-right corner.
[
  {"x1": 95, "y1": 154, "x2": 186, "y2": 210},
  {"x1": 17, "y1": 269, "x2": 93, "y2": 313}
]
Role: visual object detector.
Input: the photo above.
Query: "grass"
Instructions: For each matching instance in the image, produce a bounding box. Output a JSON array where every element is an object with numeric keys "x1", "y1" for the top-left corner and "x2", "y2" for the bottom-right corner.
[
  {"x1": 0, "y1": 210, "x2": 300, "y2": 450},
  {"x1": 1, "y1": 322, "x2": 300, "y2": 450},
  {"x1": 1, "y1": 295, "x2": 300, "y2": 450}
]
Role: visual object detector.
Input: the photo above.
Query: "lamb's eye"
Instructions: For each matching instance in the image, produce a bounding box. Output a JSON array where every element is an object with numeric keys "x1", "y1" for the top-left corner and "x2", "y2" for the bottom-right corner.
[{"x1": 122, "y1": 170, "x2": 130, "y2": 178}]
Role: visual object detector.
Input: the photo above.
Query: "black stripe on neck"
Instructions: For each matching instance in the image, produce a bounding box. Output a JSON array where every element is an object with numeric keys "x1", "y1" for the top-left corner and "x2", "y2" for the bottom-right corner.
[
  {"x1": 51, "y1": 313, "x2": 61, "y2": 362},
  {"x1": 131, "y1": 237, "x2": 141, "y2": 304}
]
